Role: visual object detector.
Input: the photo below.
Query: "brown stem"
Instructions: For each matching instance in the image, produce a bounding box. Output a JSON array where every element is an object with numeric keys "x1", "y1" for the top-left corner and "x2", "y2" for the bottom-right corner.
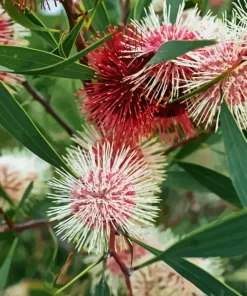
[
  {"x1": 0, "y1": 208, "x2": 13, "y2": 229},
  {"x1": 22, "y1": 81, "x2": 75, "y2": 136},
  {"x1": 108, "y1": 227, "x2": 133, "y2": 296},
  {"x1": 164, "y1": 126, "x2": 215, "y2": 155},
  {"x1": 0, "y1": 218, "x2": 50, "y2": 233},
  {"x1": 122, "y1": 0, "x2": 130, "y2": 24}
]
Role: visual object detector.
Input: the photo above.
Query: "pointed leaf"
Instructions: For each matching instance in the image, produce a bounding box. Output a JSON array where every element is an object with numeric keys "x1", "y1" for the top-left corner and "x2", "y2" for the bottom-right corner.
[
  {"x1": 177, "y1": 161, "x2": 242, "y2": 208},
  {"x1": 147, "y1": 40, "x2": 216, "y2": 65},
  {"x1": 133, "y1": 0, "x2": 152, "y2": 20},
  {"x1": 221, "y1": 100, "x2": 247, "y2": 207},
  {"x1": 4, "y1": 1, "x2": 58, "y2": 47},
  {"x1": 0, "y1": 238, "x2": 19, "y2": 291},
  {"x1": 95, "y1": 277, "x2": 111, "y2": 296},
  {"x1": 0, "y1": 186, "x2": 15, "y2": 207},
  {"x1": 166, "y1": 0, "x2": 184, "y2": 24},
  {"x1": 0, "y1": 82, "x2": 72, "y2": 173},
  {"x1": 15, "y1": 182, "x2": 33, "y2": 216}
]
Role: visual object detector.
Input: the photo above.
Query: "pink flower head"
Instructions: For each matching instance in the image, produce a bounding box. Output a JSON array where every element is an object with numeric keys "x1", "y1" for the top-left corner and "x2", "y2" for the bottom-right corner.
[
  {"x1": 77, "y1": 26, "x2": 157, "y2": 143},
  {"x1": 177, "y1": 39, "x2": 247, "y2": 129},
  {"x1": 154, "y1": 103, "x2": 196, "y2": 142},
  {"x1": 48, "y1": 142, "x2": 160, "y2": 254},
  {"x1": 0, "y1": 7, "x2": 30, "y2": 90},
  {"x1": 72, "y1": 124, "x2": 167, "y2": 184},
  {"x1": 125, "y1": 2, "x2": 221, "y2": 103}
]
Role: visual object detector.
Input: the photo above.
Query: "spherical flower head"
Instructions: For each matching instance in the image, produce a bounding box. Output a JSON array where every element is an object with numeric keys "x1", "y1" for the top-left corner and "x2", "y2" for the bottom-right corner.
[
  {"x1": 177, "y1": 39, "x2": 247, "y2": 130},
  {"x1": 77, "y1": 26, "x2": 156, "y2": 142},
  {"x1": 125, "y1": 1, "x2": 222, "y2": 103},
  {"x1": 72, "y1": 124, "x2": 167, "y2": 184},
  {"x1": 0, "y1": 149, "x2": 52, "y2": 211},
  {"x1": 154, "y1": 103, "x2": 196, "y2": 142},
  {"x1": 48, "y1": 143, "x2": 160, "y2": 254},
  {"x1": 0, "y1": 6, "x2": 30, "y2": 90}
]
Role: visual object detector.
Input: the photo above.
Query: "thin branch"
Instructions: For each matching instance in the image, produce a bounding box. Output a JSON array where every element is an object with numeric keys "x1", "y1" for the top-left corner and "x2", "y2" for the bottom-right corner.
[
  {"x1": 22, "y1": 81, "x2": 75, "y2": 136},
  {"x1": 0, "y1": 207, "x2": 13, "y2": 229},
  {"x1": 108, "y1": 227, "x2": 133, "y2": 296},
  {"x1": 0, "y1": 218, "x2": 50, "y2": 233},
  {"x1": 164, "y1": 126, "x2": 215, "y2": 155},
  {"x1": 122, "y1": 0, "x2": 130, "y2": 24}
]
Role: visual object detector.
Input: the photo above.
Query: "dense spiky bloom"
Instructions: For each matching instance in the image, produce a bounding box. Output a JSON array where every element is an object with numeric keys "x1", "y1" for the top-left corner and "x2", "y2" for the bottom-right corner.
[
  {"x1": 77, "y1": 26, "x2": 156, "y2": 142},
  {"x1": 154, "y1": 103, "x2": 196, "y2": 142},
  {"x1": 72, "y1": 124, "x2": 167, "y2": 183},
  {"x1": 177, "y1": 39, "x2": 247, "y2": 129},
  {"x1": 125, "y1": 2, "x2": 223, "y2": 103},
  {"x1": 0, "y1": 6, "x2": 30, "y2": 90},
  {"x1": 0, "y1": 149, "x2": 52, "y2": 210},
  {"x1": 48, "y1": 143, "x2": 160, "y2": 254}
]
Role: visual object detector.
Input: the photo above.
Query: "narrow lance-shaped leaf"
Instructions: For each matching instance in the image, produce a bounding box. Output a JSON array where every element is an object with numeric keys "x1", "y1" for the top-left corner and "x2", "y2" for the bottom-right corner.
[
  {"x1": 0, "y1": 185, "x2": 15, "y2": 207},
  {"x1": 94, "y1": 277, "x2": 111, "y2": 296},
  {"x1": 166, "y1": 0, "x2": 184, "y2": 24},
  {"x1": 0, "y1": 82, "x2": 74, "y2": 174},
  {"x1": 53, "y1": 18, "x2": 85, "y2": 57},
  {"x1": 0, "y1": 238, "x2": 19, "y2": 291},
  {"x1": 177, "y1": 161, "x2": 242, "y2": 208},
  {"x1": 15, "y1": 182, "x2": 33, "y2": 216},
  {"x1": 0, "y1": 46, "x2": 95, "y2": 80},
  {"x1": 133, "y1": 0, "x2": 152, "y2": 20},
  {"x1": 221, "y1": 99, "x2": 247, "y2": 207},
  {"x1": 4, "y1": 1, "x2": 58, "y2": 47},
  {"x1": 147, "y1": 40, "x2": 216, "y2": 65}
]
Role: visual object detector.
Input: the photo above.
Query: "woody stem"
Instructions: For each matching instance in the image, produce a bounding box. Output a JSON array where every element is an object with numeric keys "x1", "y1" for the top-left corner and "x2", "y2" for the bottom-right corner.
[{"x1": 108, "y1": 227, "x2": 133, "y2": 296}]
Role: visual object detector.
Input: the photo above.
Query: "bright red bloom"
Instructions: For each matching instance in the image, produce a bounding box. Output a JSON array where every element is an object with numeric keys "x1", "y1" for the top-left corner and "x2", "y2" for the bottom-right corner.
[
  {"x1": 77, "y1": 26, "x2": 156, "y2": 143},
  {"x1": 15, "y1": 0, "x2": 58, "y2": 11}
]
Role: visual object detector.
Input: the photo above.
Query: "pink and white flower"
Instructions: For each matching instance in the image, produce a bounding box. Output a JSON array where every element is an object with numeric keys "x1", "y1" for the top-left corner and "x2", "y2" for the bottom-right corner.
[
  {"x1": 0, "y1": 149, "x2": 52, "y2": 211},
  {"x1": 48, "y1": 141, "x2": 160, "y2": 254}
]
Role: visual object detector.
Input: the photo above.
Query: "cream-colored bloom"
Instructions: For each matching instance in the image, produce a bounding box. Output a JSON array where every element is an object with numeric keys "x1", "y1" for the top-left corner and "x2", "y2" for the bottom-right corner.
[{"x1": 0, "y1": 149, "x2": 52, "y2": 210}]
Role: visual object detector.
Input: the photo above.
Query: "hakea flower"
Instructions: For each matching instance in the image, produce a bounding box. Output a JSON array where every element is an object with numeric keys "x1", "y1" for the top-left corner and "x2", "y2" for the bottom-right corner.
[
  {"x1": 154, "y1": 103, "x2": 196, "y2": 142},
  {"x1": 125, "y1": 2, "x2": 224, "y2": 103},
  {"x1": 88, "y1": 228, "x2": 224, "y2": 296},
  {"x1": 72, "y1": 124, "x2": 167, "y2": 183},
  {"x1": 0, "y1": 149, "x2": 52, "y2": 211},
  {"x1": 176, "y1": 38, "x2": 247, "y2": 129},
  {"x1": 47, "y1": 142, "x2": 160, "y2": 254},
  {"x1": 77, "y1": 26, "x2": 157, "y2": 142},
  {"x1": 0, "y1": 6, "x2": 30, "y2": 90}
]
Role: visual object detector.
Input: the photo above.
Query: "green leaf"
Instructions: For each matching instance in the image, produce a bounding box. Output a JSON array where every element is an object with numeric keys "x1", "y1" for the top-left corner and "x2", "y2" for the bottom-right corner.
[
  {"x1": 163, "y1": 169, "x2": 209, "y2": 193},
  {"x1": 53, "y1": 18, "x2": 85, "y2": 57},
  {"x1": 221, "y1": 100, "x2": 247, "y2": 207},
  {"x1": 146, "y1": 210, "x2": 247, "y2": 260},
  {"x1": 133, "y1": 0, "x2": 152, "y2": 20},
  {"x1": 55, "y1": 257, "x2": 104, "y2": 295},
  {"x1": 147, "y1": 40, "x2": 216, "y2": 65},
  {"x1": 0, "y1": 46, "x2": 95, "y2": 80},
  {"x1": 4, "y1": 1, "x2": 58, "y2": 47},
  {"x1": 14, "y1": 33, "x2": 112, "y2": 77},
  {"x1": 177, "y1": 161, "x2": 242, "y2": 208},
  {"x1": 15, "y1": 182, "x2": 33, "y2": 216},
  {"x1": 94, "y1": 277, "x2": 111, "y2": 296},
  {"x1": 166, "y1": 0, "x2": 184, "y2": 24},
  {"x1": 164, "y1": 258, "x2": 241, "y2": 296},
  {"x1": 83, "y1": 0, "x2": 110, "y2": 32},
  {"x1": 0, "y1": 238, "x2": 18, "y2": 292},
  {"x1": 0, "y1": 186, "x2": 15, "y2": 208},
  {"x1": 0, "y1": 82, "x2": 72, "y2": 173}
]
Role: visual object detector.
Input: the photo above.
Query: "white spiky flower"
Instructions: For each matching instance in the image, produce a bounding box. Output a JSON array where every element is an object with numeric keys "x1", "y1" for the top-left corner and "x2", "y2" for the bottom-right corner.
[
  {"x1": 124, "y1": 1, "x2": 225, "y2": 103},
  {"x1": 0, "y1": 149, "x2": 52, "y2": 210},
  {"x1": 176, "y1": 36, "x2": 247, "y2": 130},
  {"x1": 48, "y1": 142, "x2": 161, "y2": 254},
  {"x1": 72, "y1": 124, "x2": 167, "y2": 184}
]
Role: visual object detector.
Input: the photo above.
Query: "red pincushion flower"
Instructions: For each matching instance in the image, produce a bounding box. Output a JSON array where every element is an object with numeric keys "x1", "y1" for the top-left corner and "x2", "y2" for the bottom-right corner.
[
  {"x1": 14, "y1": 0, "x2": 58, "y2": 11},
  {"x1": 77, "y1": 26, "x2": 157, "y2": 143}
]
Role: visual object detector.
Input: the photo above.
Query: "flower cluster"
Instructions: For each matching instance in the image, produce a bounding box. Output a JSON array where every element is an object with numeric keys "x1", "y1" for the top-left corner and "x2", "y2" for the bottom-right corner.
[
  {"x1": 78, "y1": 0, "x2": 247, "y2": 142},
  {"x1": 0, "y1": 149, "x2": 52, "y2": 210},
  {"x1": 0, "y1": 5, "x2": 30, "y2": 90},
  {"x1": 88, "y1": 228, "x2": 224, "y2": 296}
]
